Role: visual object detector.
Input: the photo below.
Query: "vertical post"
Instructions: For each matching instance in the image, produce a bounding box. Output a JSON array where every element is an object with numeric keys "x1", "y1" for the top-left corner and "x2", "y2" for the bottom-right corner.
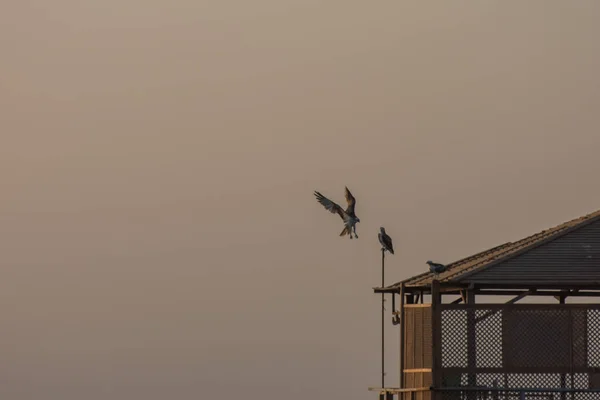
[
  {"x1": 431, "y1": 280, "x2": 442, "y2": 400},
  {"x1": 399, "y1": 283, "x2": 406, "y2": 390},
  {"x1": 559, "y1": 296, "x2": 567, "y2": 400},
  {"x1": 382, "y1": 248, "x2": 385, "y2": 390},
  {"x1": 466, "y1": 287, "x2": 476, "y2": 388}
]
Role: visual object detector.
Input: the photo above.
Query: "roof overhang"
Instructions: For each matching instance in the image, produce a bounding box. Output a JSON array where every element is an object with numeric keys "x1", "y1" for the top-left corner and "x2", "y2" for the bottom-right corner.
[{"x1": 373, "y1": 281, "x2": 600, "y2": 295}]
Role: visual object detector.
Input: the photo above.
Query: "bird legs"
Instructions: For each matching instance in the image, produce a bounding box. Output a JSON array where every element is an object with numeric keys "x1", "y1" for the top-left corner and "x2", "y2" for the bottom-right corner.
[{"x1": 342, "y1": 224, "x2": 358, "y2": 239}]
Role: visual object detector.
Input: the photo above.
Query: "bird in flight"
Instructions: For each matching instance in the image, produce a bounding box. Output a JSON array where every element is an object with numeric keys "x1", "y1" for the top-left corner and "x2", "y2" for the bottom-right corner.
[
  {"x1": 427, "y1": 261, "x2": 447, "y2": 276},
  {"x1": 378, "y1": 227, "x2": 394, "y2": 254},
  {"x1": 314, "y1": 186, "x2": 360, "y2": 239}
]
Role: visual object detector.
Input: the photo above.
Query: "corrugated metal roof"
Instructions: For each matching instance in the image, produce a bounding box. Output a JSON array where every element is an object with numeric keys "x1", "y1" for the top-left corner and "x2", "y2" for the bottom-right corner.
[{"x1": 380, "y1": 208, "x2": 600, "y2": 291}]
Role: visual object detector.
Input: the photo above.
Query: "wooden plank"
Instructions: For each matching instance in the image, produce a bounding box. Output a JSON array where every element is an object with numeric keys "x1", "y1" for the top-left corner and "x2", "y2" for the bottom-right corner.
[
  {"x1": 404, "y1": 304, "x2": 432, "y2": 308},
  {"x1": 404, "y1": 368, "x2": 432, "y2": 373},
  {"x1": 412, "y1": 304, "x2": 417, "y2": 369},
  {"x1": 405, "y1": 307, "x2": 414, "y2": 370},
  {"x1": 368, "y1": 387, "x2": 431, "y2": 393},
  {"x1": 421, "y1": 305, "x2": 425, "y2": 369}
]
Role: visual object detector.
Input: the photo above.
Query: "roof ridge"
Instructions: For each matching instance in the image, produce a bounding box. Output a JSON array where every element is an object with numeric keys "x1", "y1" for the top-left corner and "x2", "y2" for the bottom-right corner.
[
  {"x1": 454, "y1": 208, "x2": 600, "y2": 283},
  {"x1": 392, "y1": 207, "x2": 600, "y2": 289}
]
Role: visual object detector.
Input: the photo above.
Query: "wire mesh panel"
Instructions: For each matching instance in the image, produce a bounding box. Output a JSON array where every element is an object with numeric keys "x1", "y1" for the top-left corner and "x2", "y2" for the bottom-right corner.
[
  {"x1": 436, "y1": 304, "x2": 600, "y2": 399},
  {"x1": 587, "y1": 310, "x2": 600, "y2": 368},
  {"x1": 503, "y1": 309, "x2": 571, "y2": 369},
  {"x1": 476, "y1": 310, "x2": 503, "y2": 369},
  {"x1": 441, "y1": 309, "x2": 468, "y2": 368}
]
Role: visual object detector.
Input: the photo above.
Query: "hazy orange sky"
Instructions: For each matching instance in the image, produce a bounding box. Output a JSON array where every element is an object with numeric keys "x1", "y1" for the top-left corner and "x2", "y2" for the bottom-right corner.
[{"x1": 2, "y1": 1, "x2": 600, "y2": 399}]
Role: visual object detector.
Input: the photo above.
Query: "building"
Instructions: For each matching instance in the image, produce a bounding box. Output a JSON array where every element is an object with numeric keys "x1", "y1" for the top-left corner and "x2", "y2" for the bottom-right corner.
[{"x1": 370, "y1": 208, "x2": 600, "y2": 400}]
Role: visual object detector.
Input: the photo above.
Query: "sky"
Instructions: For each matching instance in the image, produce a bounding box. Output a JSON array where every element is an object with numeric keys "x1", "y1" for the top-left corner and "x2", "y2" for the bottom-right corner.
[{"x1": 2, "y1": 1, "x2": 600, "y2": 399}]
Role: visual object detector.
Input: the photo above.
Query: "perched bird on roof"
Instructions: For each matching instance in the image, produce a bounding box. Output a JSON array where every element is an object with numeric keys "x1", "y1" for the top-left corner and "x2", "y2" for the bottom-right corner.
[
  {"x1": 427, "y1": 260, "x2": 447, "y2": 276},
  {"x1": 378, "y1": 227, "x2": 394, "y2": 254},
  {"x1": 314, "y1": 186, "x2": 361, "y2": 239}
]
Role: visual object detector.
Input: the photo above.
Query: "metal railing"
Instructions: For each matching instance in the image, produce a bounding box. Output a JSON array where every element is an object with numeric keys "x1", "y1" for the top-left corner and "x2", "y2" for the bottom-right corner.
[
  {"x1": 370, "y1": 387, "x2": 600, "y2": 400},
  {"x1": 437, "y1": 387, "x2": 600, "y2": 400}
]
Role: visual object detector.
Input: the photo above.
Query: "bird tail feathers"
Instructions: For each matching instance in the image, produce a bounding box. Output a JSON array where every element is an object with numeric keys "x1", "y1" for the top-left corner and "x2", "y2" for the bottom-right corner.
[{"x1": 339, "y1": 226, "x2": 350, "y2": 237}]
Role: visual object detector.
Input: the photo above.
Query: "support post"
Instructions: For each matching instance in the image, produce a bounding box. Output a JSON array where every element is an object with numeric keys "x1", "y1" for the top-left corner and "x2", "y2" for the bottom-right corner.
[
  {"x1": 559, "y1": 295, "x2": 567, "y2": 400},
  {"x1": 399, "y1": 283, "x2": 406, "y2": 390},
  {"x1": 431, "y1": 280, "x2": 442, "y2": 400},
  {"x1": 466, "y1": 286, "x2": 476, "y2": 388},
  {"x1": 382, "y1": 249, "x2": 385, "y2": 390}
]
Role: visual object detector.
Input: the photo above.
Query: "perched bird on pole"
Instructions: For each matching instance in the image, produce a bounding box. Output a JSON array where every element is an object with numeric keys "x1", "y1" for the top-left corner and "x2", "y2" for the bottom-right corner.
[
  {"x1": 378, "y1": 227, "x2": 394, "y2": 254},
  {"x1": 314, "y1": 186, "x2": 361, "y2": 239},
  {"x1": 427, "y1": 260, "x2": 447, "y2": 276}
]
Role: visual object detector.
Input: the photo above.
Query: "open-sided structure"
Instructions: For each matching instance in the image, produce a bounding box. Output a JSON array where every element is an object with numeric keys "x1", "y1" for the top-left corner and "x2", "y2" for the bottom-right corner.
[{"x1": 370, "y1": 209, "x2": 600, "y2": 400}]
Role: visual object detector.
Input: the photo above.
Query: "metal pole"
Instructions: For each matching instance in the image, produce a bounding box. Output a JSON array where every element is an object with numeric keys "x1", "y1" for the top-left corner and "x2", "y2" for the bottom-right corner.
[
  {"x1": 399, "y1": 283, "x2": 405, "y2": 389},
  {"x1": 381, "y1": 248, "x2": 385, "y2": 389}
]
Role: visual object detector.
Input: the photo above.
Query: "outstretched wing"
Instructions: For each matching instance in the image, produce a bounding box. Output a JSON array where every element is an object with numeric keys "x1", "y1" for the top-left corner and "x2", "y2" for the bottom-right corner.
[
  {"x1": 344, "y1": 186, "x2": 356, "y2": 215},
  {"x1": 314, "y1": 191, "x2": 345, "y2": 219}
]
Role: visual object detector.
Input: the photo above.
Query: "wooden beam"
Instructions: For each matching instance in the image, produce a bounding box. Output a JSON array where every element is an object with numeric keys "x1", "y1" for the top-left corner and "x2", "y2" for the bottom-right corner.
[
  {"x1": 505, "y1": 290, "x2": 534, "y2": 304},
  {"x1": 560, "y1": 295, "x2": 567, "y2": 400},
  {"x1": 404, "y1": 368, "x2": 432, "y2": 373},
  {"x1": 475, "y1": 290, "x2": 534, "y2": 323},
  {"x1": 457, "y1": 282, "x2": 600, "y2": 290},
  {"x1": 555, "y1": 291, "x2": 568, "y2": 302},
  {"x1": 466, "y1": 288, "x2": 476, "y2": 387},
  {"x1": 476, "y1": 289, "x2": 600, "y2": 297},
  {"x1": 451, "y1": 297, "x2": 463, "y2": 304},
  {"x1": 431, "y1": 280, "x2": 442, "y2": 400},
  {"x1": 368, "y1": 387, "x2": 431, "y2": 394}
]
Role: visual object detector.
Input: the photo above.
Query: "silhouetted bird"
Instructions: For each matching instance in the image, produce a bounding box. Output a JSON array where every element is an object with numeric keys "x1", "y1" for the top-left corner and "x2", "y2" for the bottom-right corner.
[
  {"x1": 427, "y1": 260, "x2": 447, "y2": 276},
  {"x1": 378, "y1": 227, "x2": 394, "y2": 254},
  {"x1": 314, "y1": 187, "x2": 360, "y2": 239}
]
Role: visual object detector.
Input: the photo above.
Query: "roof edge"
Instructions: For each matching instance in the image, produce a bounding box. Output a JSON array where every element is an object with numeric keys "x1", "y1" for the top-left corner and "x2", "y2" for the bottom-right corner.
[
  {"x1": 397, "y1": 242, "x2": 513, "y2": 286},
  {"x1": 456, "y1": 211, "x2": 600, "y2": 283}
]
